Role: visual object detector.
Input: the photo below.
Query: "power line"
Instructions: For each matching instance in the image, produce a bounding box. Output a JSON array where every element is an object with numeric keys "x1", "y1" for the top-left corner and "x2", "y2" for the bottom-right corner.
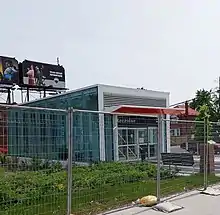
[{"x1": 169, "y1": 98, "x2": 194, "y2": 107}]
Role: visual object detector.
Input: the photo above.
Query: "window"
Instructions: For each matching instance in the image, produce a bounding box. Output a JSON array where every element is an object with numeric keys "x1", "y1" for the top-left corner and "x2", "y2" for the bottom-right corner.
[{"x1": 170, "y1": 128, "x2": 181, "y2": 136}]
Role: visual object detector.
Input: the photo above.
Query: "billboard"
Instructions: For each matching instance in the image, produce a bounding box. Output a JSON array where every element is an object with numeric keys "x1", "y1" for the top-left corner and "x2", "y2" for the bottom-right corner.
[
  {"x1": 20, "y1": 60, "x2": 66, "y2": 89},
  {"x1": 0, "y1": 56, "x2": 19, "y2": 86}
]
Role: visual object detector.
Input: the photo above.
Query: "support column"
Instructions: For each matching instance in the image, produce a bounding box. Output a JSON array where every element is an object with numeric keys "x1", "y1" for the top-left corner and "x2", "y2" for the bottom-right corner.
[
  {"x1": 113, "y1": 115, "x2": 119, "y2": 161},
  {"x1": 99, "y1": 113, "x2": 105, "y2": 161},
  {"x1": 161, "y1": 115, "x2": 165, "y2": 153},
  {"x1": 157, "y1": 115, "x2": 163, "y2": 202},
  {"x1": 166, "y1": 114, "x2": 171, "y2": 152}
]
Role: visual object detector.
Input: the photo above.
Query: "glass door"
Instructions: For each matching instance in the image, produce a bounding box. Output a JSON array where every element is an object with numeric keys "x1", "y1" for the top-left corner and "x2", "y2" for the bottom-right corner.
[
  {"x1": 127, "y1": 129, "x2": 138, "y2": 160},
  {"x1": 118, "y1": 129, "x2": 127, "y2": 160},
  {"x1": 137, "y1": 129, "x2": 148, "y2": 160},
  {"x1": 148, "y1": 127, "x2": 158, "y2": 159},
  {"x1": 118, "y1": 128, "x2": 138, "y2": 160}
]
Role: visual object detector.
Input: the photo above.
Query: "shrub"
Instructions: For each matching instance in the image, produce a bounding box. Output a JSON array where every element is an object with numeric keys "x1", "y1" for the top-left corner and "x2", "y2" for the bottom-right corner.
[{"x1": 0, "y1": 161, "x2": 175, "y2": 209}]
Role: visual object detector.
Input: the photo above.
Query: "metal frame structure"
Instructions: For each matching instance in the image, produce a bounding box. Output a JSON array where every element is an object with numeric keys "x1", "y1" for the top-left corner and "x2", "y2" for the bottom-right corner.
[
  {"x1": 111, "y1": 105, "x2": 185, "y2": 162},
  {"x1": 98, "y1": 85, "x2": 170, "y2": 161},
  {"x1": 117, "y1": 127, "x2": 158, "y2": 161}
]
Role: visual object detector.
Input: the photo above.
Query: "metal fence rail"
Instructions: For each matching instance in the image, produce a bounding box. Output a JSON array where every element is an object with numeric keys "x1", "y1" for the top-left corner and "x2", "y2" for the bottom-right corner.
[
  {"x1": 157, "y1": 118, "x2": 218, "y2": 204},
  {"x1": 0, "y1": 105, "x2": 69, "y2": 215}
]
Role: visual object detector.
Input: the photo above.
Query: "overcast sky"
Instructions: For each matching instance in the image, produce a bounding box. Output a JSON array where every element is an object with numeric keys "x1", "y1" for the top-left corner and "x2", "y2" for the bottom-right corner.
[{"x1": 1, "y1": 0, "x2": 220, "y2": 105}]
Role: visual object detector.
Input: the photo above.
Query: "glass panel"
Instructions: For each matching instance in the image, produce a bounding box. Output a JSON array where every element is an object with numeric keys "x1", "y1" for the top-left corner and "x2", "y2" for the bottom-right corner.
[
  {"x1": 139, "y1": 144, "x2": 148, "y2": 160},
  {"x1": 118, "y1": 129, "x2": 127, "y2": 145},
  {"x1": 104, "y1": 114, "x2": 113, "y2": 161},
  {"x1": 153, "y1": 128, "x2": 158, "y2": 143},
  {"x1": 118, "y1": 146, "x2": 127, "y2": 160},
  {"x1": 128, "y1": 129, "x2": 135, "y2": 145},
  {"x1": 149, "y1": 145, "x2": 156, "y2": 157},
  {"x1": 128, "y1": 145, "x2": 138, "y2": 160},
  {"x1": 148, "y1": 127, "x2": 157, "y2": 143},
  {"x1": 138, "y1": 129, "x2": 147, "y2": 144}
]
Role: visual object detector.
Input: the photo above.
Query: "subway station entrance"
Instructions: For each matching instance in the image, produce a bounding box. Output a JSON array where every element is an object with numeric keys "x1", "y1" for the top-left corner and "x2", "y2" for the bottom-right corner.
[{"x1": 111, "y1": 105, "x2": 185, "y2": 161}]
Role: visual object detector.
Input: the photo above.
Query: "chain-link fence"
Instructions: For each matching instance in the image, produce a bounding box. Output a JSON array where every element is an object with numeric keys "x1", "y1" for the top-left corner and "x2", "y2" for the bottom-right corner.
[
  {"x1": 71, "y1": 111, "x2": 159, "y2": 214},
  {"x1": 70, "y1": 111, "x2": 220, "y2": 214},
  {"x1": 0, "y1": 105, "x2": 69, "y2": 215},
  {"x1": 209, "y1": 121, "x2": 220, "y2": 177},
  {"x1": 1, "y1": 106, "x2": 220, "y2": 215},
  {"x1": 157, "y1": 117, "x2": 220, "y2": 204}
]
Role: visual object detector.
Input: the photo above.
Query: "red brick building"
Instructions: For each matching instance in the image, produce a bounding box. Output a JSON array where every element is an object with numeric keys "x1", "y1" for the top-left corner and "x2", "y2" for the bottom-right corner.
[{"x1": 170, "y1": 105, "x2": 199, "y2": 146}]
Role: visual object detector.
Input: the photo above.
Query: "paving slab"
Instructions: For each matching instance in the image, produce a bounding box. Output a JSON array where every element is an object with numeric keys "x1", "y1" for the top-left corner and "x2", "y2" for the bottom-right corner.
[{"x1": 105, "y1": 184, "x2": 220, "y2": 215}]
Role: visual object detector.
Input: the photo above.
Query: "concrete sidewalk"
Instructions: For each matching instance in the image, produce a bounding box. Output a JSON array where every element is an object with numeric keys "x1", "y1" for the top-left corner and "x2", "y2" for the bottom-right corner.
[
  {"x1": 106, "y1": 184, "x2": 220, "y2": 215},
  {"x1": 194, "y1": 155, "x2": 220, "y2": 162}
]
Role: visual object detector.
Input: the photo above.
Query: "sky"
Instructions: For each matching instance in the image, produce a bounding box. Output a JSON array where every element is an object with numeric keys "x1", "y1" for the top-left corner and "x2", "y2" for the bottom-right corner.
[{"x1": 1, "y1": 0, "x2": 220, "y2": 105}]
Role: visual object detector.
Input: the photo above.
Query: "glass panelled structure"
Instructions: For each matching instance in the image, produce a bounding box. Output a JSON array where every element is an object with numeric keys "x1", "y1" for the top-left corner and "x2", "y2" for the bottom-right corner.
[
  {"x1": 5, "y1": 84, "x2": 170, "y2": 162},
  {"x1": 8, "y1": 109, "x2": 66, "y2": 160},
  {"x1": 8, "y1": 86, "x2": 100, "y2": 161}
]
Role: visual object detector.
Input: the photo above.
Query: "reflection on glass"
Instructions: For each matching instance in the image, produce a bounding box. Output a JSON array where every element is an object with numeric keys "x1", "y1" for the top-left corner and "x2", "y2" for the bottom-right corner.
[
  {"x1": 138, "y1": 130, "x2": 147, "y2": 144},
  {"x1": 128, "y1": 129, "x2": 135, "y2": 144},
  {"x1": 128, "y1": 146, "x2": 138, "y2": 159},
  {"x1": 118, "y1": 129, "x2": 127, "y2": 145},
  {"x1": 150, "y1": 145, "x2": 156, "y2": 157},
  {"x1": 148, "y1": 127, "x2": 157, "y2": 143},
  {"x1": 118, "y1": 146, "x2": 127, "y2": 160}
]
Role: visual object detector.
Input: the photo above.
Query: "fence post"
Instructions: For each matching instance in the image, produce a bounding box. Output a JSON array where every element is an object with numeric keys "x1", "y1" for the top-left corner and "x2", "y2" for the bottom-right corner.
[
  {"x1": 157, "y1": 115, "x2": 163, "y2": 202},
  {"x1": 203, "y1": 117, "x2": 208, "y2": 190},
  {"x1": 67, "y1": 108, "x2": 73, "y2": 215}
]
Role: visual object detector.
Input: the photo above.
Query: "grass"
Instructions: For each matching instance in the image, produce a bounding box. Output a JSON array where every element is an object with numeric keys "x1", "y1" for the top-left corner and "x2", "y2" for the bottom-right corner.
[{"x1": 1, "y1": 174, "x2": 220, "y2": 215}]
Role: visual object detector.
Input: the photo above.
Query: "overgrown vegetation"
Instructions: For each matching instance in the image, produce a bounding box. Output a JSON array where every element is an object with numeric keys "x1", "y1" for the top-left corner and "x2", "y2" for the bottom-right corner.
[{"x1": 0, "y1": 159, "x2": 219, "y2": 215}]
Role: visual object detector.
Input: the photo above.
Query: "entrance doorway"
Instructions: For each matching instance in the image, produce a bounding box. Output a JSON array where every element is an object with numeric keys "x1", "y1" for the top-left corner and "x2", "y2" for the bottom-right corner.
[{"x1": 118, "y1": 127, "x2": 158, "y2": 161}]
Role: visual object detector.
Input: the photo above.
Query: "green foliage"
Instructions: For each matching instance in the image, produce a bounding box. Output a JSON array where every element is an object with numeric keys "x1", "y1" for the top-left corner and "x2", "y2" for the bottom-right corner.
[
  {"x1": 190, "y1": 89, "x2": 218, "y2": 122},
  {"x1": 0, "y1": 161, "x2": 174, "y2": 210},
  {"x1": 190, "y1": 89, "x2": 213, "y2": 110},
  {"x1": 194, "y1": 105, "x2": 211, "y2": 142},
  {"x1": 0, "y1": 161, "x2": 219, "y2": 215}
]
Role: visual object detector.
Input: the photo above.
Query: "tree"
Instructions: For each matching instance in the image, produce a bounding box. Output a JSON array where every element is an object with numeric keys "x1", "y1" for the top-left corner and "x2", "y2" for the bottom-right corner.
[
  {"x1": 194, "y1": 105, "x2": 211, "y2": 142},
  {"x1": 190, "y1": 89, "x2": 217, "y2": 121}
]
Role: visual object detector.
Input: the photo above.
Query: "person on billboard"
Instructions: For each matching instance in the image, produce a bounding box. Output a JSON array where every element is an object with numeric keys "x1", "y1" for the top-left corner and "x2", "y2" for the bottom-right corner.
[
  {"x1": 3, "y1": 60, "x2": 18, "y2": 81},
  {"x1": 26, "y1": 65, "x2": 35, "y2": 85},
  {"x1": 35, "y1": 65, "x2": 44, "y2": 86}
]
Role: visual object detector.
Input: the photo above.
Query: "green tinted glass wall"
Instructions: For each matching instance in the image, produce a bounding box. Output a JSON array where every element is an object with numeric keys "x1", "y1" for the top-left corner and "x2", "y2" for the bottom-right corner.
[
  {"x1": 104, "y1": 114, "x2": 113, "y2": 161},
  {"x1": 7, "y1": 108, "x2": 66, "y2": 160},
  {"x1": 19, "y1": 87, "x2": 99, "y2": 161},
  {"x1": 25, "y1": 87, "x2": 98, "y2": 111}
]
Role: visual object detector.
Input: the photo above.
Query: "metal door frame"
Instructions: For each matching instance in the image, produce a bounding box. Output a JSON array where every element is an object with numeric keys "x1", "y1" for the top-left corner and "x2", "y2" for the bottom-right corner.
[
  {"x1": 147, "y1": 126, "x2": 158, "y2": 159},
  {"x1": 118, "y1": 128, "x2": 138, "y2": 160}
]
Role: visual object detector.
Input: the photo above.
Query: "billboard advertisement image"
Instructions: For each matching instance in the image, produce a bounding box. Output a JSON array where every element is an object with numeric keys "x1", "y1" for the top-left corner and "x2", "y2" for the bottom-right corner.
[
  {"x1": 0, "y1": 56, "x2": 19, "y2": 86},
  {"x1": 21, "y1": 60, "x2": 66, "y2": 89}
]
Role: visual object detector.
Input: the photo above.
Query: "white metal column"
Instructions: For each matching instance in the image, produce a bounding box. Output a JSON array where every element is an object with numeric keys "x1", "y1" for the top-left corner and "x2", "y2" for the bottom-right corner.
[
  {"x1": 157, "y1": 115, "x2": 162, "y2": 202},
  {"x1": 98, "y1": 85, "x2": 106, "y2": 161},
  {"x1": 161, "y1": 114, "x2": 165, "y2": 153},
  {"x1": 166, "y1": 114, "x2": 171, "y2": 152},
  {"x1": 113, "y1": 115, "x2": 119, "y2": 161},
  {"x1": 99, "y1": 114, "x2": 105, "y2": 161}
]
